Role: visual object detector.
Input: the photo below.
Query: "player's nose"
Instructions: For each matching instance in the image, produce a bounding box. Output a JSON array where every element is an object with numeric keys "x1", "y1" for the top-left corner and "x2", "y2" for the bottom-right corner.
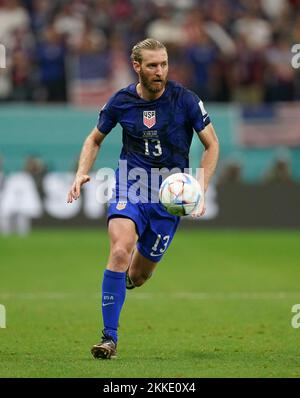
[{"x1": 155, "y1": 66, "x2": 163, "y2": 76}]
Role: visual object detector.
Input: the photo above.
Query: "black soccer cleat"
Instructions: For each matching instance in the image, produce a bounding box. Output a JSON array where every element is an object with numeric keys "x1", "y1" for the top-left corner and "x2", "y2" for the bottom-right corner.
[
  {"x1": 126, "y1": 271, "x2": 136, "y2": 290},
  {"x1": 91, "y1": 331, "x2": 117, "y2": 359}
]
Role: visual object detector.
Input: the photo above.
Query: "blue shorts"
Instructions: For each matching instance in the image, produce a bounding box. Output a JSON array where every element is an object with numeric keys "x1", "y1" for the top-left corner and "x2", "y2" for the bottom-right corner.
[{"x1": 107, "y1": 201, "x2": 180, "y2": 263}]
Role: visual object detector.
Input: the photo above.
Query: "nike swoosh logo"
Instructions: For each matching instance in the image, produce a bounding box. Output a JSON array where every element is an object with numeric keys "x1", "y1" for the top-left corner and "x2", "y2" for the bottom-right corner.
[{"x1": 102, "y1": 302, "x2": 115, "y2": 307}]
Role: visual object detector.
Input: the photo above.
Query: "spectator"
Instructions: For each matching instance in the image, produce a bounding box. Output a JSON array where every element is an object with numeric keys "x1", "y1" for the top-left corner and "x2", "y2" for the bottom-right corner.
[
  {"x1": 0, "y1": 0, "x2": 300, "y2": 104},
  {"x1": 217, "y1": 161, "x2": 243, "y2": 185},
  {"x1": 36, "y1": 24, "x2": 67, "y2": 102},
  {"x1": 24, "y1": 155, "x2": 47, "y2": 196},
  {"x1": 30, "y1": 0, "x2": 53, "y2": 35},
  {"x1": 146, "y1": 4, "x2": 184, "y2": 45},
  {"x1": 0, "y1": 0, "x2": 30, "y2": 46},
  {"x1": 265, "y1": 34, "x2": 296, "y2": 102},
  {"x1": 185, "y1": 33, "x2": 218, "y2": 100},
  {"x1": 263, "y1": 158, "x2": 294, "y2": 183},
  {"x1": 234, "y1": 7, "x2": 272, "y2": 50},
  {"x1": 53, "y1": 1, "x2": 85, "y2": 47},
  {"x1": 261, "y1": 0, "x2": 288, "y2": 20},
  {"x1": 71, "y1": 17, "x2": 106, "y2": 55},
  {"x1": 11, "y1": 49, "x2": 35, "y2": 101},
  {"x1": 231, "y1": 35, "x2": 266, "y2": 104}
]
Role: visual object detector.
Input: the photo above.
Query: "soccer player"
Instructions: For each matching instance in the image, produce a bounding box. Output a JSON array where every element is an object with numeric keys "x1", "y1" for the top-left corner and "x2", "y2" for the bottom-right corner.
[{"x1": 67, "y1": 38, "x2": 219, "y2": 359}]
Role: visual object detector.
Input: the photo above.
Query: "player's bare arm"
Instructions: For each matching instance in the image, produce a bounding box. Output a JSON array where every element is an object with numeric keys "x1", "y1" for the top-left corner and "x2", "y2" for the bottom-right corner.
[
  {"x1": 67, "y1": 127, "x2": 106, "y2": 203},
  {"x1": 198, "y1": 123, "x2": 219, "y2": 192},
  {"x1": 193, "y1": 123, "x2": 219, "y2": 216}
]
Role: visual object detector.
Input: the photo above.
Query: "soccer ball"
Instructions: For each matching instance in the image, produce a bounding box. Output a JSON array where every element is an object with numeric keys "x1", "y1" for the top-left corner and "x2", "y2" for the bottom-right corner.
[{"x1": 159, "y1": 173, "x2": 201, "y2": 216}]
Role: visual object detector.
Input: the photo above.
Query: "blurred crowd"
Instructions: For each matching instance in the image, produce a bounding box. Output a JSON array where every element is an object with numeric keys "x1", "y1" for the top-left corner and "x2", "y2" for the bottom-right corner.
[
  {"x1": 0, "y1": 0, "x2": 300, "y2": 103},
  {"x1": 217, "y1": 157, "x2": 295, "y2": 185}
]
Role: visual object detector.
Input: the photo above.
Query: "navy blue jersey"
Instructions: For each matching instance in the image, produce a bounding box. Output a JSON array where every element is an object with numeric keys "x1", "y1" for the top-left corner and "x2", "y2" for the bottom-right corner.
[
  {"x1": 97, "y1": 80, "x2": 210, "y2": 170},
  {"x1": 97, "y1": 80, "x2": 210, "y2": 202}
]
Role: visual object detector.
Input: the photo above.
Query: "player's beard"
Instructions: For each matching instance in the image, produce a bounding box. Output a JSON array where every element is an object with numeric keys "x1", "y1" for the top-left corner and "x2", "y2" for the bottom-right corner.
[{"x1": 140, "y1": 68, "x2": 167, "y2": 94}]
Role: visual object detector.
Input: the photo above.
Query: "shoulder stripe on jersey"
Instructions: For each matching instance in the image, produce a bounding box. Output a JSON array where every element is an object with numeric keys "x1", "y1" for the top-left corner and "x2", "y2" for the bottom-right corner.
[{"x1": 198, "y1": 100, "x2": 207, "y2": 116}]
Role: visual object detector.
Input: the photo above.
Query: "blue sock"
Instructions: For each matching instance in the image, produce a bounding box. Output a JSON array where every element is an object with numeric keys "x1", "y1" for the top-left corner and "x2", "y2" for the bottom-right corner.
[{"x1": 102, "y1": 269, "x2": 126, "y2": 344}]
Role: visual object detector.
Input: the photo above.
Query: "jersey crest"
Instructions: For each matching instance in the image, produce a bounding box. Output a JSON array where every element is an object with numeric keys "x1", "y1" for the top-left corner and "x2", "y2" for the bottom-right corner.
[
  {"x1": 143, "y1": 111, "x2": 156, "y2": 129},
  {"x1": 116, "y1": 201, "x2": 127, "y2": 210}
]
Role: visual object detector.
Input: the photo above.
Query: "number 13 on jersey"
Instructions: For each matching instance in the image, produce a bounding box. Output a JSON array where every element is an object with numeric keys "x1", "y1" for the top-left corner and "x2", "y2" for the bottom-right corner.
[{"x1": 144, "y1": 139, "x2": 162, "y2": 157}]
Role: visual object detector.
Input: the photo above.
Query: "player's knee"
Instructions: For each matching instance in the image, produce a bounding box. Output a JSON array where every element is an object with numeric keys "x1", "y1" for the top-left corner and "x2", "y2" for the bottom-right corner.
[{"x1": 110, "y1": 245, "x2": 132, "y2": 267}]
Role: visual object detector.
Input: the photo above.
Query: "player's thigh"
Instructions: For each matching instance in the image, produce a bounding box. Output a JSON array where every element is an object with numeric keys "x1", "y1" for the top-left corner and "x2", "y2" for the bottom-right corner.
[
  {"x1": 129, "y1": 248, "x2": 158, "y2": 282},
  {"x1": 107, "y1": 217, "x2": 138, "y2": 264},
  {"x1": 136, "y1": 206, "x2": 180, "y2": 263}
]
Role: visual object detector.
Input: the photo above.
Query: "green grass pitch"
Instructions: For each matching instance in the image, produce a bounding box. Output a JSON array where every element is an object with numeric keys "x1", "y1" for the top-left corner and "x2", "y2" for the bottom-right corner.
[{"x1": 1, "y1": 229, "x2": 300, "y2": 378}]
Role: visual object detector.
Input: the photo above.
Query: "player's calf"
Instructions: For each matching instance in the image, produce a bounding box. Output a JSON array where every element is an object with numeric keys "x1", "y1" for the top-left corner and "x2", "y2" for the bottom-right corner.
[
  {"x1": 126, "y1": 271, "x2": 136, "y2": 289},
  {"x1": 127, "y1": 270, "x2": 153, "y2": 288}
]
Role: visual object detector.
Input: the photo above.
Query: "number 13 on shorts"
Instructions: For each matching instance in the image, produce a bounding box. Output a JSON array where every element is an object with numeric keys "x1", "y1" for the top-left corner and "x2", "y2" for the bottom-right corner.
[{"x1": 150, "y1": 234, "x2": 170, "y2": 257}]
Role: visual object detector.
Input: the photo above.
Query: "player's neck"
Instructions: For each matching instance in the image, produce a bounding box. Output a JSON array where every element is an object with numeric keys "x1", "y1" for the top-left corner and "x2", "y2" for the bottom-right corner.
[{"x1": 136, "y1": 83, "x2": 165, "y2": 101}]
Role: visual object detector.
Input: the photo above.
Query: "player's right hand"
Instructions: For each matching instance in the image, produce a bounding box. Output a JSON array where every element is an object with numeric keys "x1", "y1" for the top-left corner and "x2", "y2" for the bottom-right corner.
[{"x1": 67, "y1": 174, "x2": 90, "y2": 203}]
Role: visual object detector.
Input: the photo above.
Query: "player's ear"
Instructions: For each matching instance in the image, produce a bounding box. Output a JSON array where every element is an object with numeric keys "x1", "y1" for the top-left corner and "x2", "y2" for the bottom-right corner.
[{"x1": 132, "y1": 61, "x2": 141, "y2": 74}]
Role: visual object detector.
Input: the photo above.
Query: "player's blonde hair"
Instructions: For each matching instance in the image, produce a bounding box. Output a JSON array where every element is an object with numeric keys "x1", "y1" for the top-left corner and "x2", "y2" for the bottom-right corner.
[{"x1": 130, "y1": 38, "x2": 167, "y2": 63}]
